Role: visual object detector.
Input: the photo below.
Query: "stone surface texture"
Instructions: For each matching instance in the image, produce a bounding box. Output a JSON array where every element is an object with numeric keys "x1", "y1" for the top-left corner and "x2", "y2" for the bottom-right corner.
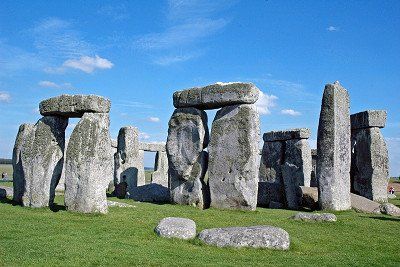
[
  {"x1": 291, "y1": 212, "x2": 337, "y2": 222},
  {"x1": 173, "y1": 82, "x2": 260, "y2": 110},
  {"x1": 379, "y1": 203, "x2": 400, "y2": 217},
  {"x1": 13, "y1": 117, "x2": 67, "y2": 207},
  {"x1": 154, "y1": 217, "x2": 196, "y2": 239},
  {"x1": 167, "y1": 108, "x2": 209, "y2": 209},
  {"x1": 351, "y1": 110, "x2": 387, "y2": 130},
  {"x1": 317, "y1": 82, "x2": 351, "y2": 211},
  {"x1": 298, "y1": 186, "x2": 319, "y2": 210},
  {"x1": 310, "y1": 149, "x2": 318, "y2": 187},
  {"x1": 208, "y1": 104, "x2": 260, "y2": 210},
  {"x1": 64, "y1": 113, "x2": 112, "y2": 214},
  {"x1": 198, "y1": 226, "x2": 290, "y2": 250},
  {"x1": 151, "y1": 151, "x2": 169, "y2": 188},
  {"x1": 350, "y1": 193, "x2": 381, "y2": 214},
  {"x1": 351, "y1": 126, "x2": 389, "y2": 203},
  {"x1": 39, "y1": 94, "x2": 110, "y2": 117},
  {"x1": 138, "y1": 142, "x2": 166, "y2": 152},
  {"x1": 263, "y1": 128, "x2": 311, "y2": 142}
]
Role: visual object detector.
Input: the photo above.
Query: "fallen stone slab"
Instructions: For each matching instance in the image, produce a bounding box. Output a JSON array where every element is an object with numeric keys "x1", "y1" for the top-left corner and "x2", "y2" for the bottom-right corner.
[
  {"x1": 388, "y1": 194, "x2": 396, "y2": 199},
  {"x1": 198, "y1": 226, "x2": 290, "y2": 250},
  {"x1": 351, "y1": 110, "x2": 387, "y2": 130},
  {"x1": 138, "y1": 142, "x2": 166, "y2": 152},
  {"x1": 379, "y1": 203, "x2": 400, "y2": 217},
  {"x1": 107, "y1": 200, "x2": 135, "y2": 208},
  {"x1": 291, "y1": 212, "x2": 337, "y2": 222},
  {"x1": 263, "y1": 128, "x2": 311, "y2": 142},
  {"x1": 173, "y1": 82, "x2": 260, "y2": 110},
  {"x1": 350, "y1": 193, "x2": 381, "y2": 214},
  {"x1": 128, "y1": 184, "x2": 170, "y2": 203},
  {"x1": 39, "y1": 94, "x2": 111, "y2": 117},
  {"x1": 298, "y1": 186, "x2": 319, "y2": 210},
  {"x1": 155, "y1": 217, "x2": 196, "y2": 240}
]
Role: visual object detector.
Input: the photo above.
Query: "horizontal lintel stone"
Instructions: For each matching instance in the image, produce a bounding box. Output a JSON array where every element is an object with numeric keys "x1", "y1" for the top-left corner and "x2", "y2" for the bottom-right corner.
[
  {"x1": 263, "y1": 128, "x2": 311, "y2": 142},
  {"x1": 350, "y1": 110, "x2": 387, "y2": 130}
]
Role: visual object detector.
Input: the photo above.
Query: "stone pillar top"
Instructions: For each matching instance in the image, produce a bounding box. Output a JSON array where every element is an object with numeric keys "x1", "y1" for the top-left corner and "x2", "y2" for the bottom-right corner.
[
  {"x1": 39, "y1": 94, "x2": 111, "y2": 118},
  {"x1": 263, "y1": 128, "x2": 311, "y2": 142},
  {"x1": 173, "y1": 82, "x2": 260, "y2": 110},
  {"x1": 351, "y1": 110, "x2": 387, "y2": 130}
]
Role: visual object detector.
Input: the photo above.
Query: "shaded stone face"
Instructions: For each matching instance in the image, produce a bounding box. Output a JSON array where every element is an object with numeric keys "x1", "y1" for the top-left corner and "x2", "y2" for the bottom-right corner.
[
  {"x1": 167, "y1": 108, "x2": 209, "y2": 208},
  {"x1": 208, "y1": 104, "x2": 260, "y2": 211},
  {"x1": 173, "y1": 82, "x2": 260, "y2": 110},
  {"x1": 316, "y1": 82, "x2": 351, "y2": 211},
  {"x1": 65, "y1": 113, "x2": 112, "y2": 214},
  {"x1": 39, "y1": 94, "x2": 111, "y2": 118},
  {"x1": 350, "y1": 110, "x2": 387, "y2": 130},
  {"x1": 263, "y1": 128, "x2": 311, "y2": 142},
  {"x1": 13, "y1": 117, "x2": 68, "y2": 207},
  {"x1": 351, "y1": 127, "x2": 388, "y2": 202}
]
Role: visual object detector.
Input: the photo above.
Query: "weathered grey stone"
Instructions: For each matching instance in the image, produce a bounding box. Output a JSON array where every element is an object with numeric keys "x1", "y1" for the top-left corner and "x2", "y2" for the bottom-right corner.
[
  {"x1": 173, "y1": 82, "x2": 260, "y2": 110},
  {"x1": 167, "y1": 108, "x2": 209, "y2": 209},
  {"x1": 351, "y1": 110, "x2": 387, "y2": 130},
  {"x1": 291, "y1": 212, "x2": 337, "y2": 222},
  {"x1": 0, "y1": 188, "x2": 7, "y2": 199},
  {"x1": 209, "y1": 104, "x2": 260, "y2": 210},
  {"x1": 198, "y1": 226, "x2": 290, "y2": 250},
  {"x1": 282, "y1": 139, "x2": 312, "y2": 209},
  {"x1": 55, "y1": 138, "x2": 69, "y2": 192},
  {"x1": 114, "y1": 127, "x2": 145, "y2": 198},
  {"x1": 155, "y1": 217, "x2": 196, "y2": 240},
  {"x1": 263, "y1": 128, "x2": 311, "y2": 142},
  {"x1": 298, "y1": 186, "x2": 319, "y2": 210},
  {"x1": 310, "y1": 149, "x2": 318, "y2": 187},
  {"x1": 317, "y1": 82, "x2": 351, "y2": 211},
  {"x1": 39, "y1": 94, "x2": 110, "y2": 117},
  {"x1": 130, "y1": 184, "x2": 170, "y2": 203},
  {"x1": 258, "y1": 141, "x2": 285, "y2": 207},
  {"x1": 388, "y1": 194, "x2": 396, "y2": 199},
  {"x1": 351, "y1": 127, "x2": 389, "y2": 203},
  {"x1": 379, "y1": 203, "x2": 400, "y2": 217},
  {"x1": 151, "y1": 151, "x2": 169, "y2": 188},
  {"x1": 65, "y1": 113, "x2": 112, "y2": 214},
  {"x1": 107, "y1": 200, "x2": 135, "y2": 208},
  {"x1": 350, "y1": 193, "x2": 381, "y2": 214},
  {"x1": 138, "y1": 142, "x2": 166, "y2": 152},
  {"x1": 13, "y1": 117, "x2": 67, "y2": 207}
]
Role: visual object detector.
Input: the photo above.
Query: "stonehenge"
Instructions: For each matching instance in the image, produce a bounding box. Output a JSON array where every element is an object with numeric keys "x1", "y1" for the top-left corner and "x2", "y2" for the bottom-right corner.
[
  {"x1": 167, "y1": 82, "x2": 261, "y2": 210},
  {"x1": 258, "y1": 128, "x2": 312, "y2": 209},
  {"x1": 317, "y1": 82, "x2": 351, "y2": 211},
  {"x1": 350, "y1": 110, "x2": 389, "y2": 202}
]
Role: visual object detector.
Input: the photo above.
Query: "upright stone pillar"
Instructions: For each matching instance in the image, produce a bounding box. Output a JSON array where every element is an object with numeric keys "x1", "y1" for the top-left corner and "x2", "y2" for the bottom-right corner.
[
  {"x1": 152, "y1": 151, "x2": 169, "y2": 187},
  {"x1": 310, "y1": 149, "x2": 318, "y2": 187},
  {"x1": 167, "y1": 108, "x2": 209, "y2": 209},
  {"x1": 259, "y1": 128, "x2": 311, "y2": 209},
  {"x1": 12, "y1": 117, "x2": 67, "y2": 207},
  {"x1": 65, "y1": 113, "x2": 112, "y2": 214},
  {"x1": 351, "y1": 110, "x2": 389, "y2": 202},
  {"x1": 317, "y1": 81, "x2": 351, "y2": 211},
  {"x1": 114, "y1": 126, "x2": 145, "y2": 197},
  {"x1": 208, "y1": 104, "x2": 260, "y2": 210}
]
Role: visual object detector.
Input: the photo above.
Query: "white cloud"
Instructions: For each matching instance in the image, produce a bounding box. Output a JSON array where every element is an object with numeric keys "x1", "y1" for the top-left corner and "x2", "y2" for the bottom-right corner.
[
  {"x1": 0, "y1": 91, "x2": 11, "y2": 102},
  {"x1": 139, "y1": 132, "x2": 150, "y2": 140},
  {"x1": 327, "y1": 26, "x2": 339, "y2": 32},
  {"x1": 62, "y1": 55, "x2": 113, "y2": 73},
  {"x1": 281, "y1": 109, "x2": 301, "y2": 116},
  {"x1": 148, "y1": 117, "x2": 160, "y2": 122},
  {"x1": 97, "y1": 3, "x2": 130, "y2": 21},
  {"x1": 38, "y1": 80, "x2": 60, "y2": 88},
  {"x1": 255, "y1": 91, "x2": 277, "y2": 115},
  {"x1": 153, "y1": 52, "x2": 201, "y2": 66}
]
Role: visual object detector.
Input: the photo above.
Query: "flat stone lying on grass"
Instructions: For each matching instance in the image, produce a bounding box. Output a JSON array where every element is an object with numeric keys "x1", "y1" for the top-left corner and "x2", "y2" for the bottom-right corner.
[
  {"x1": 350, "y1": 193, "x2": 381, "y2": 214},
  {"x1": 154, "y1": 217, "x2": 196, "y2": 240},
  {"x1": 388, "y1": 194, "x2": 396, "y2": 199},
  {"x1": 198, "y1": 226, "x2": 290, "y2": 250},
  {"x1": 291, "y1": 212, "x2": 337, "y2": 222},
  {"x1": 39, "y1": 94, "x2": 111, "y2": 117},
  {"x1": 379, "y1": 203, "x2": 400, "y2": 217},
  {"x1": 173, "y1": 82, "x2": 260, "y2": 110},
  {"x1": 0, "y1": 186, "x2": 13, "y2": 198},
  {"x1": 107, "y1": 200, "x2": 135, "y2": 208}
]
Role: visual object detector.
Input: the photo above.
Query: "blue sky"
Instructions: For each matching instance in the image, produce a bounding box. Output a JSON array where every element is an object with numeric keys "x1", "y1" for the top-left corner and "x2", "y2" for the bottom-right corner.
[{"x1": 0, "y1": 0, "x2": 399, "y2": 175}]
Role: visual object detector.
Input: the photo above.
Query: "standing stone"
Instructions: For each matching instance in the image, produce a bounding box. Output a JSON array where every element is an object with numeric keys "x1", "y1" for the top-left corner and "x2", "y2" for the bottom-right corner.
[
  {"x1": 317, "y1": 82, "x2": 351, "y2": 211},
  {"x1": 65, "y1": 113, "x2": 112, "y2": 214},
  {"x1": 114, "y1": 126, "x2": 145, "y2": 197},
  {"x1": 310, "y1": 149, "x2": 318, "y2": 187},
  {"x1": 351, "y1": 110, "x2": 388, "y2": 202},
  {"x1": 13, "y1": 117, "x2": 67, "y2": 207},
  {"x1": 208, "y1": 104, "x2": 260, "y2": 210},
  {"x1": 167, "y1": 108, "x2": 209, "y2": 209},
  {"x1": 151, "y1": 151, "x2": 169, "y2": 187}
]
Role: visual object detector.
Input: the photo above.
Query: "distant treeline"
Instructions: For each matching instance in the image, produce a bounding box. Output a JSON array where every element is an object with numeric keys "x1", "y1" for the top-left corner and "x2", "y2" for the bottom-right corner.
[{"x1": 0, "y1": 158, "x2": 12, "y2": 164}]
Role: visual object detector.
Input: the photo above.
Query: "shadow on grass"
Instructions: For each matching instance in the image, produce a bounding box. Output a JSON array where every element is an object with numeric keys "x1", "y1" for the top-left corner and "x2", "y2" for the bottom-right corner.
[
  {"x1": 50, "y1": 203, "x2": 66, "y2": 212},
  {"x1": 368, "y1": 216, "x2": 400, "y2": 222},
  {"x1": 0, "y1": 197, "x2": 16, "y2": 205}
]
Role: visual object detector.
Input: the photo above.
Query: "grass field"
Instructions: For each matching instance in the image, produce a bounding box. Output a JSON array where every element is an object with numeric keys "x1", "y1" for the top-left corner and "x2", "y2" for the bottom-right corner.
[{"x1": 1, "y1": 195, "x2": 400, "y2": 266}]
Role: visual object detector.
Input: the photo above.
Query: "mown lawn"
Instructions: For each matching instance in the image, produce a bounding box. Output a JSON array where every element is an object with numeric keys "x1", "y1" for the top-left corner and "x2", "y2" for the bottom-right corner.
[{"x1": 0, "y1": 195, "x2": 399, "y2": 266}]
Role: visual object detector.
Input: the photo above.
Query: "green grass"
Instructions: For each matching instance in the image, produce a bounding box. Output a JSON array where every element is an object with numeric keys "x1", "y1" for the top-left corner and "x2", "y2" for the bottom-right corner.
[{"x1": 0, "y1": 196, "x2": 399, "y2": 266}]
